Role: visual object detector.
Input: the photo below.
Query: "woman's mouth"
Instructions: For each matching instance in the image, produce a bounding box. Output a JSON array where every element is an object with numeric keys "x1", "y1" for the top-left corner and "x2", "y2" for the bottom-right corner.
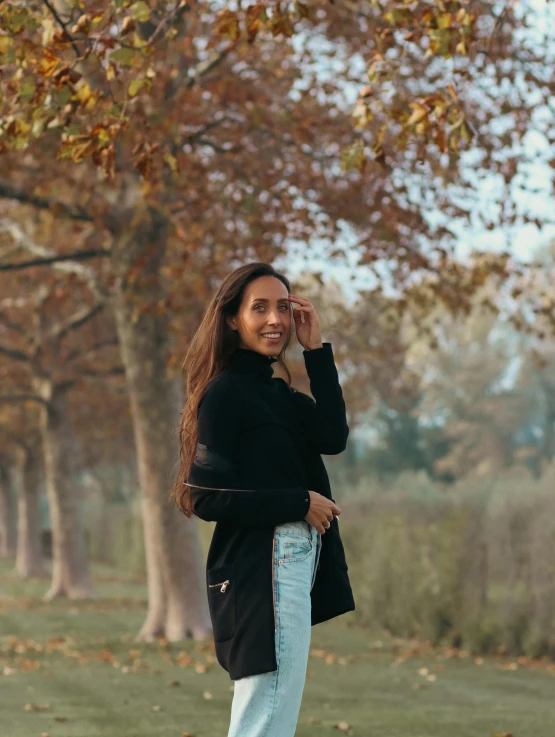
[{"x1": 261, "y1": 332, "x2": 282, "y2": 343}]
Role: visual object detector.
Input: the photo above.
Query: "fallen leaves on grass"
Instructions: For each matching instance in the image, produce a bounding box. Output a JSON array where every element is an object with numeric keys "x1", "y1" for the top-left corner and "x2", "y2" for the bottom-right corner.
[
  {"x1": 2, "y1": 635, "x2": 44, "y2": 653},
  {"x1": 24, "y1": 703, "x2": 50, "y2": 711},
  {"x1": 96, "y1": 647, "x2": 117, "y2": 663},
  {"x1": 175, "y1": 651, "x2": 193, "y2": 666},
  {"x1": 335, "y1": 722, "x2": 354, "y2": 734},
  {"x1": 417, "y1": 667, "x2": 437, "y2": 682},
  {"x1": 0, "y1": 596, "x2": 146, "y2": 613},
  {"x1": 309, "y1": 648, "x2": 357, "y2": 666}
]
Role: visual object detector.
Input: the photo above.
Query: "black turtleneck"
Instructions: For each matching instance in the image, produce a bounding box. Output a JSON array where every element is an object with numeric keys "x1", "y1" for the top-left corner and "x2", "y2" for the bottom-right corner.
[
  {"x1": 187, "y1": 343, "x2": 349, "y2": 528},
  {"x1": 228, "y1": 347, "x2": 278, "y2": 382}
]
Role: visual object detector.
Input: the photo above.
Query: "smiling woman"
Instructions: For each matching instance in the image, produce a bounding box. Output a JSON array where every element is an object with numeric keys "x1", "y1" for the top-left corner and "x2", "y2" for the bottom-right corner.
[
  {"x1": 170, "y1": 262, "x2": 354, "y2": 737},
  {"x1": 226, "y1": 278, "x2": 292, "y2": 356}
]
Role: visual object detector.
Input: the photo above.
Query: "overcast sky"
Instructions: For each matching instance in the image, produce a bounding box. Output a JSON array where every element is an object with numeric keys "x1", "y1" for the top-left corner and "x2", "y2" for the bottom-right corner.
[{"x1": 277, "y1": 0, "x2": 555, "y2": 299}]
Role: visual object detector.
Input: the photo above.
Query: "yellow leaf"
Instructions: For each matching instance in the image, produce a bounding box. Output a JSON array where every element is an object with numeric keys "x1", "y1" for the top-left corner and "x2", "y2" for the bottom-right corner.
[
  {"x1": 74, "y1": 82, "x2": 94, "y2": 107},
  {"x1": 0, "y1": 36, "x2": 13, "y2": 54},
  {"x1": 128, "y1": 78, "x2": 146, "y2": 97},
  {"x1": 215, "y1": 9, "x2": 240, "y2": 41},
  {"x1": 164, "y1": 152, "x2": 178, "y2": 173},
  {"x1": 437, "y1": 13, "x2": 453, "y2": 29},
  {"x1": 352, "y1": 98, "x2": 370, "y2": 129},
  {"x1": 405, "y1": 102, "x2": 428, "y2": 127},
  {"x1": 130, "y1": 1, "x2": 150, "y2": 23},
  {"x1": 341, "y1": 140, "x2": 366, "y2": 172},
  {"x1": 39, "y1": 50, "x2": 60, "y2": 77}
]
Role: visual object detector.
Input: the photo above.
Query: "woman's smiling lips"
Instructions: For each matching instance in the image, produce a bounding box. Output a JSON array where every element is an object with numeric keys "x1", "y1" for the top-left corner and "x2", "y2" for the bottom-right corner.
[{"x1": 261, "y1": 332, "x2": 282, "y2": 343}]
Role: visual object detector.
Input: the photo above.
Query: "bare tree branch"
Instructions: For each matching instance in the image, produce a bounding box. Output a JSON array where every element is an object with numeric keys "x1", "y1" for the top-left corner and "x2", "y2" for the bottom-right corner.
[
  {"x1": 0, "y1": 344, "x2": 32, "y2": 363},
  {"x1": 0, "y1": 312, "x2": 28, "y2": 338},
  {"x1": 0, "y1": 183, "x2": 94, "y2": 222},
  {"x1": 64, "y1": 337, "x2": 120, "y2": 363},
  {"x1": 0, "y1": 220, "x2": 109, "y2": 302},
  {"x1": 188, "y1": 48, "x2": 232, "y2": 88},
  {"x1": 165, "y1": 46, "x2": 233, "y2": 102},
  {"x1": 48, "y1": 303, "x2": 104, "y2": 342},
  {"x1": 143, "y1": 0, "x2": 190, "y2": 47},
  {"x1": 0, "y1": 395, "x2": 47, "y2": 406},
  {"x1": 0, "y1": 249, "x2": 110, "y2": 271},
  {"x1": 41, "y1": 0, "x2": 81, "y2": 57},
  {"x1": 80, "y1": 366, "x2": 126, "y2": 378}
]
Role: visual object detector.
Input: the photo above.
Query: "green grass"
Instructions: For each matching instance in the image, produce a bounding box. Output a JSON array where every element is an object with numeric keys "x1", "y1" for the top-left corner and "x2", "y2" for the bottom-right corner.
[{"x1": 1, "y1": 559, "x2": 554, "y2": 737}]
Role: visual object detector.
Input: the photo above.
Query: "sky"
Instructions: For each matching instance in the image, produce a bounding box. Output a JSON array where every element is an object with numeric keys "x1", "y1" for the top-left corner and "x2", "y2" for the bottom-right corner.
[{"x1": 276, "y1": 0, "x2": 555, "y2": 301}]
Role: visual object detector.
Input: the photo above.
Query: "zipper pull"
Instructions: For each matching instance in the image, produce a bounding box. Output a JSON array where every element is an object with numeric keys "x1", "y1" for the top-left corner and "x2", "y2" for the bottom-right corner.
[{"x1": 220, "y1": 580, "x2": 229, "y2": 593}]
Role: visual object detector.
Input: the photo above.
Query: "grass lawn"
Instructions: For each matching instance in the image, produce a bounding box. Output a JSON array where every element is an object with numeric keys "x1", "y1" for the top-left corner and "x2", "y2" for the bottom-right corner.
[{"x1": 1, "y1": 559, "x2": 554, "y2": 737}]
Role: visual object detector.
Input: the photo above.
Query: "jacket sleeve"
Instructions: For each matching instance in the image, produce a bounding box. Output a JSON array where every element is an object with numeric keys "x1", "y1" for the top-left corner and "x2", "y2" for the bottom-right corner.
[
  {"x1": 290, "y1": 342, "x2": 349, "y2": 455},
  {"x1": 186, "y1": 378, "x2": 311, "y2": 527}
]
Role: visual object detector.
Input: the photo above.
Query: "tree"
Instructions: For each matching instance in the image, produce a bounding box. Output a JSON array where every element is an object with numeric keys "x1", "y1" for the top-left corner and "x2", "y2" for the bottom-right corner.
[
  {"x1": 513, "y1": 240, "x2": 555, "y2": 471},
  {"x1": 0, "y1": 411, "x2": 46, "y2": 578},
  {"x1": 0, "y1": 461, "x2": 17, "y2": 558},
  {"x1": 1, "y1": 0, "x2": 551, "y2": 638},
  {"x1": 0, "y1": 258, "x2": 121, "y2": 597},
  {"x1": 404, "y1": 290, "x2": 528, "y2": 479}
]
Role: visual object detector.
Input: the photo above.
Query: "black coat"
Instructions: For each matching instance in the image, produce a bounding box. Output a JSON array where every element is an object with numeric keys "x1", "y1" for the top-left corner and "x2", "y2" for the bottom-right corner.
[{"x1": 186, "y1": 343, "x2": 355, "y2": 680}]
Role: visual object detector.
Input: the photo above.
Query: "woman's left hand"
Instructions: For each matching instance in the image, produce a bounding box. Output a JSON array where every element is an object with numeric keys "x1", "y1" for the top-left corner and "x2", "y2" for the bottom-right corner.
[{"x1": 288, "y1": 294, "x2": 323, "y2": 351}]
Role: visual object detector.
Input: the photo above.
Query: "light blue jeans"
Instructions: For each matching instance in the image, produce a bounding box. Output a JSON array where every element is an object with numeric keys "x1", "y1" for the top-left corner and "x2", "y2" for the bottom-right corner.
[{"x1": 227, "y1": 520, "x2": 322, "y2": 737}]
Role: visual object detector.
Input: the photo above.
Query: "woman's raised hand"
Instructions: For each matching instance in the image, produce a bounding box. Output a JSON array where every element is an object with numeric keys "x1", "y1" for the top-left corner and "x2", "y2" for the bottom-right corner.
[
  {"x1": 287, "y1": 294, "x2": 323, "y2": 351},
  {"x1": 304, "y1": 490, "x2": 341, "y2": 534}
]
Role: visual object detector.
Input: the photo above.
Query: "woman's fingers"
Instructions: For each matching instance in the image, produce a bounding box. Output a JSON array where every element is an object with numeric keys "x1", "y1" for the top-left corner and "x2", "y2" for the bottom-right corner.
[{"x1": 287, "y1": 293, "x2": 310, "y2": 303}]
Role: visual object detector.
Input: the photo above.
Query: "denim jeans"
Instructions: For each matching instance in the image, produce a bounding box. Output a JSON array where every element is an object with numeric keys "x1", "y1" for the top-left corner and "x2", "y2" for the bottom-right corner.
[{"x1": 227, "y1": 520, "x2": 322, "y2": 737}]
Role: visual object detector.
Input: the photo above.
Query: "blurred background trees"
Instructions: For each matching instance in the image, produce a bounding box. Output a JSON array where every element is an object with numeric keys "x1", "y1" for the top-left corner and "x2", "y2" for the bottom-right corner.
[{"x1": 1, "y1": 0, "x2": 554, "y2": 655}]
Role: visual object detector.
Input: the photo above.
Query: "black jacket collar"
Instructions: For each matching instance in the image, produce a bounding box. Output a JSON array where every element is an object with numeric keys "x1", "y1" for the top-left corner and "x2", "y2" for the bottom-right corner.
[{"x1": 229, "y1": 348, "x2": 278, "y2": 381}]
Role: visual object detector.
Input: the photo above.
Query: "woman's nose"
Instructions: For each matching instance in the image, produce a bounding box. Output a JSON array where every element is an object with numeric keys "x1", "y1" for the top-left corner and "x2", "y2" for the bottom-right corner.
[{"x1": 267, "y1": 310, "x2": 284, "y2": 325}]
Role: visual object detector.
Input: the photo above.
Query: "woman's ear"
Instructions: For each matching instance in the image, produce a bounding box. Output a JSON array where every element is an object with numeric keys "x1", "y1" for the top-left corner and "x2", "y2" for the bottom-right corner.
[{"x1": 226, "y1": 315, "x2": 236, "y2": 331}]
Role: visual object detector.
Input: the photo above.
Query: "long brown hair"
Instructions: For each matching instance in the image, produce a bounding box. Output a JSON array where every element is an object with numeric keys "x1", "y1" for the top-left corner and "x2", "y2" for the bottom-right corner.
[{"x1": 170, "y1": 262, "x2": 294, "y2": 516}]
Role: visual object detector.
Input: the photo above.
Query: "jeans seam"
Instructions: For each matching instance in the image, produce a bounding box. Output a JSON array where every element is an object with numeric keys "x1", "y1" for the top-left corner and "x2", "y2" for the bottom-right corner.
[
  {"x1": 310, "y1": 533, "x2": 321, "y2": 591},
  {"x1": 262, "y1": 554, "x2": 281, "y2": 736}
]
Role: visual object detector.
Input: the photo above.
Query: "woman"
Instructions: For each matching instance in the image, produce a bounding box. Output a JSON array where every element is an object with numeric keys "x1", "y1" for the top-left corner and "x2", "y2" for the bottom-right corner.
[{"x1": 171, "y1": 262, "x2": 355, "y2": 737}]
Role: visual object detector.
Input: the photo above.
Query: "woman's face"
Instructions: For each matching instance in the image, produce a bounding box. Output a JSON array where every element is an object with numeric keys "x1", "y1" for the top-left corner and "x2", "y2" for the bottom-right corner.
[{"x1": 227, "y1": 275, "x2": 292, "y2": 357}]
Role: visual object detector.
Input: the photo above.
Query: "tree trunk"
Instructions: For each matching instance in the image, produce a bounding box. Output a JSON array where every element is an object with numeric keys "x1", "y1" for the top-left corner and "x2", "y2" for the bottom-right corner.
[
  {"x1": 0, "y1": 466, "x2": 16, "y2": 558},
  {"x1": 36, "y1": 381, "x2": 96, "y2": 599},
  {"x1": 13, "y1": 447, "x2": 46, "y2": 578},
  {"x1": 111, "y1": 206, "x2": 210, "y2": 641}
]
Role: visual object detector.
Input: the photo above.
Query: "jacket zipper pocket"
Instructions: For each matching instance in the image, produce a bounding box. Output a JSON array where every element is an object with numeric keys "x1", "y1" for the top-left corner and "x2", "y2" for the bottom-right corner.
[{"x1": 208, "y1": 580, "x2": 230, "y2": 593}]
